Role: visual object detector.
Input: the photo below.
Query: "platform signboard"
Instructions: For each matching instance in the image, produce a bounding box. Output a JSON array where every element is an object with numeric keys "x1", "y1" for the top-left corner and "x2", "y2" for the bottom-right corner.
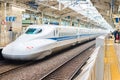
[{"x1": 6, "y1": 16, "x2": 16, "y2": 22}]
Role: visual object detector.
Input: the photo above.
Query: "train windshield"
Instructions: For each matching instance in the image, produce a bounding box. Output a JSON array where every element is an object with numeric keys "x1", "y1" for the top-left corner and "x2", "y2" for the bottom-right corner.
[{"x1": 25, "y1": 28, "x2": 42, "y2": 34}]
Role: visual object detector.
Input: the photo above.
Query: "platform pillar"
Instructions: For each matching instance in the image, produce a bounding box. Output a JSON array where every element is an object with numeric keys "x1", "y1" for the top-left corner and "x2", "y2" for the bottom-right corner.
[
  {"x1": 70, "y1": 18, "x2": 72, "y2": 26},
  {"x1": 41, "y1": 12, "x2": 44, "y2": 24},
  {"x1": 59, "y1": 17, "x2": 61, "y2": 26},
  {"x1": 0, "y1": 2, "x2": 7, "y2": 46}
]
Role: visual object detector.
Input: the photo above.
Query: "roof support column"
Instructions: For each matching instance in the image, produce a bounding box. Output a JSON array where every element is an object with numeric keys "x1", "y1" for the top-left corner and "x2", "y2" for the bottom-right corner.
[
  {"x1": 78, "y1": 20, "x2": 80, "y2": 27},
  {"x1": 11, "y1": 6, "x2": 23, "y2": 39},
  {"x1": 59, "y1": 0, "x2": 61, "y2": 10},
  {"x1": 70, "y1": 18, "x2": 73, "y2": 26},
  {"x1": 37, "y1": 14, "x2": 42, "y2": 25},
  {"x1": 42, "y1": 12, "x2": 44, "y2": 24},
  {"x1": 0, "y1": 2, "x2": 7, "y2": 46}
]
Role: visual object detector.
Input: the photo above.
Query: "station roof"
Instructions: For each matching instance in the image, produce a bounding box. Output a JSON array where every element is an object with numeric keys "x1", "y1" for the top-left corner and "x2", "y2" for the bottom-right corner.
[
  {"x1": 91, "y1": 0, "x2": 120, "y2": 29},
  {"x1": 1, "y1": 0, "x2": 120, "y2": 30}
]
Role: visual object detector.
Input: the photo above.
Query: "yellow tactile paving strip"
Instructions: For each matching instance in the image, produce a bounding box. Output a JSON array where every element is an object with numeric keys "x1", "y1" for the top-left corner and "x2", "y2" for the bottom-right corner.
[{"x1": 104, "y1": 39, "x2": 120, "y2": 80}]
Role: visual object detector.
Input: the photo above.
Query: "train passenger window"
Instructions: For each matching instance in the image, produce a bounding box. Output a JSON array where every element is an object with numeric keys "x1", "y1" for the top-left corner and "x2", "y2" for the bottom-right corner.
[{"x1": 25, "y1": 28, "x2": 42, "y2": 34}]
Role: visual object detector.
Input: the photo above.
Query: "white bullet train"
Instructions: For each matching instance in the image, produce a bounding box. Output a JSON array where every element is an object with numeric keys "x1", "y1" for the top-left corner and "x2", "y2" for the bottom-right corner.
[{"x1": 2, "y1": 25, "x2": 107, "y2": 60}]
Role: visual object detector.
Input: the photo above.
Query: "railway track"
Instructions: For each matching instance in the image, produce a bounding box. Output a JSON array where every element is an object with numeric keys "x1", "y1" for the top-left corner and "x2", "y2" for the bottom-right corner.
[
  {"x1": 41, "y1": 45, "x2": 95, "y2": 80},
  {"x1": 0, "y1": 40, "x2": 95, "y2": 80},
  {"x1": 0, "y1": 60, "x2": 34, "y2": 75}
]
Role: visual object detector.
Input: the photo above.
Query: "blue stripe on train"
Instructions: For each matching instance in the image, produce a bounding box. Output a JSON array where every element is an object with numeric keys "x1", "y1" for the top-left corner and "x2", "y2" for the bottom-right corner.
[
  {"x1": 49, "y1": 34, "x2": 96, "y2": 41},
  {"x1": 49, "y1": 36, "x2": 77, "y2": 41}
]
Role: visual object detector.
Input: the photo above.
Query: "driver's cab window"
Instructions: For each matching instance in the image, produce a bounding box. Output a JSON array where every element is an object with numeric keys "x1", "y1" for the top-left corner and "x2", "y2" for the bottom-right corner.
[{"x1": 25, "y1": 28, "x2": 42, "y2": 34}]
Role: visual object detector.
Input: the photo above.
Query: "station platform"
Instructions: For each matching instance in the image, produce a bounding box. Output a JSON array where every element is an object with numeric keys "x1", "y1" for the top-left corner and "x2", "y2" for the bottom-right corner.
[
  {"x1": 75, "y1": 36, "x2": 120, "y2": 80},
  {"x1": 104, "y1": 39, "x2": 120, "y2": 80}
]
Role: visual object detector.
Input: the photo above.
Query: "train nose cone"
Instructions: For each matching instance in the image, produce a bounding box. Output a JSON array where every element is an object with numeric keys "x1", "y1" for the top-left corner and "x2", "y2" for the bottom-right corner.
[{"x1": 2, "y1": 43, "x2": 26, "y2": 60}]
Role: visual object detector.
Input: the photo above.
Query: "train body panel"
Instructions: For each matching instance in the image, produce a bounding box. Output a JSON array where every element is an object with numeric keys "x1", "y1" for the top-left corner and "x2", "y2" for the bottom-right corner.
[
  {"x1": 2, "y1": 39, "x2": 56, "y2": 60},
  {"x1": 2, "y1": 25, "x2": 107, "y2": 60}
]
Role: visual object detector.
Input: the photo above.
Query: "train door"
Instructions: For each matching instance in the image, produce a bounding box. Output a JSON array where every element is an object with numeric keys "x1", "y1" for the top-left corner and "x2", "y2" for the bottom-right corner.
[
  {"x1": 54, "y1": 28, "x2": 59, "y2": 37},
  {"x1": 55, "y1": 28, "x2": 59, "y2": 37},
  {"x1": 77, "y1": 28, "x2": 80, "y2": 38}
]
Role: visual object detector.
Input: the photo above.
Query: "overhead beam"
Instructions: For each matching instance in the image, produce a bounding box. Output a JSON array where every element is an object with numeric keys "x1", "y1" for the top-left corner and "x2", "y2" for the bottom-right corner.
[
  {"x1": 104, "y1": 0, "x2": 110, "y2": 3},
  {"x1": 60, "y1": 12, "x2": 76, "y2": 17},
  {"x1": 97, "y1": 8, "x2": 110, "y2": 16},
  {"x1": 40, "y1": 2, "x2": 59, "y2": 11},
  {"x1": 93, "y1": 2, "x2": 110, "y2": 10}
]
